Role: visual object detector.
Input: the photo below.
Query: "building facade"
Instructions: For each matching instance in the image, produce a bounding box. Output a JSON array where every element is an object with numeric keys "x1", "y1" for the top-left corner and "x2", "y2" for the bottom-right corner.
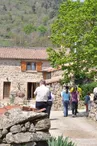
[{"x1": 0, "y1": 48, "x2": 63, "y2": 109}]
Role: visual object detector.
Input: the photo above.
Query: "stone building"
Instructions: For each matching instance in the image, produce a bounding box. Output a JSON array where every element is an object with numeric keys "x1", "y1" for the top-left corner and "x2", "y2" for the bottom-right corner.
[{"x1": 0, "y1": 47, "x2": 63, "y2": 109}]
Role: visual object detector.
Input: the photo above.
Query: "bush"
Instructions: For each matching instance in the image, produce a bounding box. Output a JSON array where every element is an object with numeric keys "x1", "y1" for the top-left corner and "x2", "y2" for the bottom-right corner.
[
  {"x1": 81, "y1": 82, "x2": 97, "y2": 100},
  {"x1": 48, "y1": 136, "x2": 76, "y2": 146}
]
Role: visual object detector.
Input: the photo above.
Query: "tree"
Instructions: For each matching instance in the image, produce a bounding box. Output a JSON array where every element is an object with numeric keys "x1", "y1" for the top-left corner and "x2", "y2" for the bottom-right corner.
[
  {"x1": 37, "y1": 25, "x2": 47, "y2": 36},
  {"x1": 23, "y1": 24, "x2": 36, "y2": 34},
  {"x1": 47, "y1": 0, "x2": 97, "y2": 84}
]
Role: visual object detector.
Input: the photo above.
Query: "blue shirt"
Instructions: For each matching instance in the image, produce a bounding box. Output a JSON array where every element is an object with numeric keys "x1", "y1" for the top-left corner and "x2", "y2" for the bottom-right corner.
[
  {"x1": 62, "y1": 91, "x2": 70, "y2": 101},
  {"x1": 84, "y1": 95, "x2": 90, "y2": 104}
]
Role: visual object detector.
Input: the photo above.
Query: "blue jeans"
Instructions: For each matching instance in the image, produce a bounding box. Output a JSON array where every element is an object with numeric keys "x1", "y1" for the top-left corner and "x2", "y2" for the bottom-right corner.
[{"x1": 63, "y1": 101, "x2": 69, "y2": 117}]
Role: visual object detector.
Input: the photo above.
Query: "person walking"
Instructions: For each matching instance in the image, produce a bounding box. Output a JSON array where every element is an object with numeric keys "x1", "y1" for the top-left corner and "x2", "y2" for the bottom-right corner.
[
  {"x1": 84, "y1": 92, "x2": 90, "y2": 112},
  {"x1": 34, "y1": 79, "x2": 50, "y2": 113},
  {"x1": 61, "y1": 86, "x2": 70, "y2": 117},
  {"x1": 70, "y1": 87, "x2": 79, "y2": 117},
  {"x1": 70, "y1": 86, "x2": 81, "y2": 113}
]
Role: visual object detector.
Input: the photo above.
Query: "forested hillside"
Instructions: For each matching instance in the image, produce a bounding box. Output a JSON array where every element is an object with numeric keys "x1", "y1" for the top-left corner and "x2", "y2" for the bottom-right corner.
[{"x1": 0, "y1": 0, "x2": 63, "y2": 47}]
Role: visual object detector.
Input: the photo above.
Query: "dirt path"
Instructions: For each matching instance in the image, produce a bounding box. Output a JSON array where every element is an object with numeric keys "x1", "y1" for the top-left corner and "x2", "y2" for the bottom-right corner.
[{"x1": 50, "y1": 110, "x2": 97, "y2": 146}]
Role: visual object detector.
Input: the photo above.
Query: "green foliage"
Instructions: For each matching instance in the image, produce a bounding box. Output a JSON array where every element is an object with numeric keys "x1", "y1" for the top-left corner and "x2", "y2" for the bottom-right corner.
[
  {"x1": 0, "y1": 0, "x2": 63, "y2": 47},
  {"x1": 48, "y1": 136, "x2": 76, "y2": 146},
  {"x1": 37, "y1": 25, "x2": 47, "y2": 35},
  {"x1": 23, "y1": 24, "x2": 36, "y2": 34},
  {"x1": 47, "y1": 0, "x2": 97, "y2": 84},
  {"x1": 81, "y1": 82, "x2": 97, "y2": 99}
]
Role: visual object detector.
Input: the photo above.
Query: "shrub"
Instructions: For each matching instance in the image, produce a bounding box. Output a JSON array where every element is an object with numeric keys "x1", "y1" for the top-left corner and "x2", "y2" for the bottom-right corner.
[
  {"x1": 48, "y1": 136, "x2": 76, "y2": 146},
  {"x1": 81, "y1": 82, "x2": 97, "y2": 100}
]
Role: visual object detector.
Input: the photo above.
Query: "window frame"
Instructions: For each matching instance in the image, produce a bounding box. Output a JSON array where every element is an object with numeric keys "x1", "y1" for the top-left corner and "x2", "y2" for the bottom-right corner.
[{"x1": 26, "y1": 62, "x2": 36, "y2": 71}]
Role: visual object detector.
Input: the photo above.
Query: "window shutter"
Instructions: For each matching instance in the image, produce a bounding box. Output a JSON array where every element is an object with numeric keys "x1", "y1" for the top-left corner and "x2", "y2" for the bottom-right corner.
[
  {"x1": 43, "y1": 72, "x2": 46, "y2": 79},
  {"x1": 36, "y1": 62, "x2": 42, "y2": 71},
  {"x1": 21, "y1": 61, "x2": 26, "y2": 71}
]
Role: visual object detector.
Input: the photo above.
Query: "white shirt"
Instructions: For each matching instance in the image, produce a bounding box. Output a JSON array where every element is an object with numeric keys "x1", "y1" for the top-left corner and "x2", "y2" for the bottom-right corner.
[
  {"x1": 93, "y1": 87, "x2": 97, "y2": 94},
  {"x1": 34, "y1": 85, "x2": 50, "y2": 102}
]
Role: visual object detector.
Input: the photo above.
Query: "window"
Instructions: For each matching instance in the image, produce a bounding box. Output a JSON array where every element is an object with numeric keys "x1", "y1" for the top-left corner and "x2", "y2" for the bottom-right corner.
[
  {"x1": 21, "y1": 61, "x2": 42, "y2": 72},
  {"x1": 27, "y1": 62, "x2": 31, "y2": 70},
  {"x1": 43, "y1": 72, "x2": 51, "y2": 79},
  {"x1": 27, "y1": 62, "x2": 36, "y2": 71},
  {"x1": 46, "y1": 72, "x2": 51, "y2": 79},
  {"x1": 31, "y1": 63, "x2": 36, "y2": 70}
]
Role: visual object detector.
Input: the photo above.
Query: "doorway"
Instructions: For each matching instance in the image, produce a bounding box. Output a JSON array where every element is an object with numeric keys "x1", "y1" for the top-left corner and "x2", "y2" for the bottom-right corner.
[
  {"x1": 3, "y1": 82, "x2": 11, "y2": 98},
  {"x1": 27, "y1": 82, "x2": 39, "y2": 100}
]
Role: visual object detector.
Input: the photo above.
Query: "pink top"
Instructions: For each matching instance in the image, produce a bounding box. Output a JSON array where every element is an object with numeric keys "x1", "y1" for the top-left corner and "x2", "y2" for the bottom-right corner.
[{"x1": 71, "y1": 91, "x2": 78, "y2": 102}]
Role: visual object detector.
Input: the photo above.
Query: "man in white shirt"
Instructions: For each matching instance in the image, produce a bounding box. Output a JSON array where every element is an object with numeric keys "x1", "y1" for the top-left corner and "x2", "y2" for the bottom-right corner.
[
  {"x1": 34, "y1": 79, "x2": 50, "y2": 112},
  {"x1": 93, "y1": 87, "x2": 97, "y2": 101},
  {"x1": 93, "y1": 87, "x2": 97, "y2": 95}
]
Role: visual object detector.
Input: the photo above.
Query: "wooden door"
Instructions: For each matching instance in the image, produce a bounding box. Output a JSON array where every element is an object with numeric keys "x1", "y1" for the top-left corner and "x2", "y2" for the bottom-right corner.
[
  {"x1": 3, "y1": 82, "x2": 11, "y2": 98},
  {"x1": 27, "y1": 82, "x2": 39, "y2": 100}
]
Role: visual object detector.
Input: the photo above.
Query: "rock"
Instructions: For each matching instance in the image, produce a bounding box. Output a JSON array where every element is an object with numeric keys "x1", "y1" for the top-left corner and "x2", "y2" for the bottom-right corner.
[
  {"x1": 0, "y1": 144, "x2": 11, "y2": 146},
  {"x1": 2, "y1": 129, "x2": 8, "y2": 136},
  {"x1": 2, "y1": 138, "x2": 7, "y2": 143},
  {"x1": 35, "y1": 118, "x2": 50, "y2": 131},
  {"x1": 6, "y1": 133, "x2": 14, "y2": 143},
  {"x1": 25, "y1": 122, "x2": 30, "y2": 129},
  {"x1": 10, "y1": 125, "x2": 22, "y2": 134},
  {"x1": 6, "y1": 132, "x2": 50, "y2": 144},
  {"x1": 29, "y1": 123, "x2": 36, "y2": 133},
  {"x1": 21, "y1": 126, "x2": 26, "y2": 132},
  {"x1": 0, "y1": 108, "x2": 47, "y2": 129},
  {"x1": 95, "y1": 113, "x2": 97, "y2": 121},
  {"x1": 34, "y1": 131, "x2": 51, "y2": 141},
  {"x1": 0, "y1": 130, "x2": 2, "y2": 138}
]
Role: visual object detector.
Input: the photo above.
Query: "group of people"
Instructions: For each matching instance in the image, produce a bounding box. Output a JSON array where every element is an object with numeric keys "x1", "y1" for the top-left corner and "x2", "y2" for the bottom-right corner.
[
  {"x1": 61, "y1": 86, "x2": 79, "y2": 117},
  {"x1": 61, "y1": 85, "x2": 92, "y2": 117},
  {"x1": 34, "y1": 79, "x2": 96, "y2": 118},
  {"x1": 34, "y1": 79, "x2": 54, "y2": 118}
]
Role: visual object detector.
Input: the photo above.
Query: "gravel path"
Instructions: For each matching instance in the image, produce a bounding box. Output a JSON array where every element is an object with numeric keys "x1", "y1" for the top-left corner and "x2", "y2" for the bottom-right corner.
[{"x1": 50, "y1": 110, "x2": 97, "y2": 146}]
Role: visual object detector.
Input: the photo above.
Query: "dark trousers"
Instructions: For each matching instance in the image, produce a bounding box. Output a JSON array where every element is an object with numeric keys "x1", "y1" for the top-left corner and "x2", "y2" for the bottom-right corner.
[
  {"x1": 47, "y1": 101, "x2": 52, "y2": 118},
  {"x1": 72, "y1": 101, "x2": 77, "y2": 115},
  {"x1": 36, "y1": 101, "x2": 47, "y2": 113}
]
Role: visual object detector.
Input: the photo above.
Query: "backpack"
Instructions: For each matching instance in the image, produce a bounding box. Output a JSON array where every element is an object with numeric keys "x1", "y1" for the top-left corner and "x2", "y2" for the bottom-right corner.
[{"x1": 48, "y1": 91, "x2": 52, "y2": 100}]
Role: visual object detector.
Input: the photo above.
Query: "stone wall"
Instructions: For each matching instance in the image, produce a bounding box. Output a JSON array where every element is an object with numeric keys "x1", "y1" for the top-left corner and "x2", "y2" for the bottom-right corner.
[
  {"x1": 0, "y1": 108, "x2": 50, "y2": 146},
  {"x1": 89, "y1": 101, "x2": 97, "y2": 121},
  {"x1": 51, "y1": 70, "x2": 64, "y2": 78},
  {"x1": 50, "y1": 82, "x2": 63, "y2": 110}
]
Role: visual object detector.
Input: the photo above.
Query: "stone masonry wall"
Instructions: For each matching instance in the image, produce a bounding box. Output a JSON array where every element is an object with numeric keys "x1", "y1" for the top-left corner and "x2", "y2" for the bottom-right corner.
[
  {"x1": 50, "y1": 82, "x2": 63, "y2": 110},
  {"x1": 51, "y1": 69, "x2": 64, "y2": 78},
  {"x1": 89, "y1": 101, "x2": 97, "y2": 121},
  {"x1": 0, "y1": 108, "x2": 50, "y2": 146}
]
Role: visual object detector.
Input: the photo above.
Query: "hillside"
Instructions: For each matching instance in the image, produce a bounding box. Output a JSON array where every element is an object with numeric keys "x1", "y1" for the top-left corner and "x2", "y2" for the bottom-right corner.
[{"x1": 0, "y1": 0, "x2": 63, "y2": 47}]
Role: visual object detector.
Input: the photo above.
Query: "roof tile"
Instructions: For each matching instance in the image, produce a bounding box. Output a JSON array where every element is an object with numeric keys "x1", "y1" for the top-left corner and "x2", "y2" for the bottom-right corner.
[{"x1": 0, "y1": 47, "x2": 48, "y2": 60}]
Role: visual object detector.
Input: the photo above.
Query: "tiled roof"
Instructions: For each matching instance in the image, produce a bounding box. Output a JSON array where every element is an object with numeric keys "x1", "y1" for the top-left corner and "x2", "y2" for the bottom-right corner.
[{"x1": 0, "y1": 47, "x2": 48, "y2": 60}]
